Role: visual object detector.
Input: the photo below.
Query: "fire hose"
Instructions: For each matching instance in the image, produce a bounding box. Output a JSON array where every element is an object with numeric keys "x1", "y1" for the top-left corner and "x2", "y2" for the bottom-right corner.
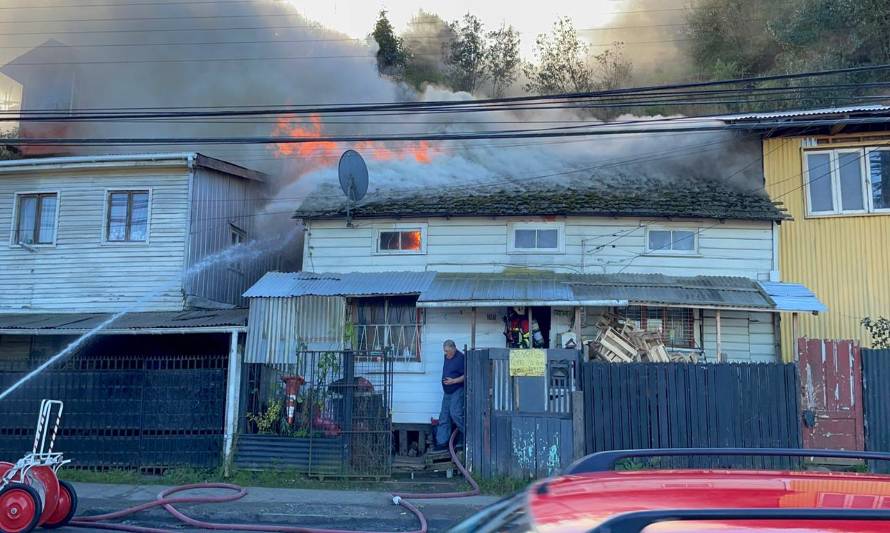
[{"x1": 70, "y1": 431, "x2": 477, "y2": 533}]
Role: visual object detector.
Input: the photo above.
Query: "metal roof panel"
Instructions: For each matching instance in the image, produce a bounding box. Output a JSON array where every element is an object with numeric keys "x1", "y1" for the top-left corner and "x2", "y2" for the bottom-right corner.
[{"x1": 243, "y1": 271, "x2": 436, "y2": 298}]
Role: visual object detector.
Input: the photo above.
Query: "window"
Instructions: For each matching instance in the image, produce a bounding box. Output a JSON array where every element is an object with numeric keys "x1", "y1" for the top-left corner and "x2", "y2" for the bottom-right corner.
[
  {"x1": 350, "y1": 296, "x2": 422, "y2": 361},
  {"x1": 804, "y1": 147, "x2": 890, "y2": 215},
  {"x1": 619, "y1": 306, "x2": 695, "y2": 349},
  {"x1": 14, "y1": 193, "x2": 57, "y2": 245},
  {"x1": 645, "y1": 229, "x2": 697, "y2": 254},
  {"x1": 508, "y1": 222, "x2": 564, "y2": 253},
  {"x1": 376, "y1": 229, "x2": 423, "y2": 253},
  {"x1": 106, "y1": 190, "x2": 149, "y2": 242}
]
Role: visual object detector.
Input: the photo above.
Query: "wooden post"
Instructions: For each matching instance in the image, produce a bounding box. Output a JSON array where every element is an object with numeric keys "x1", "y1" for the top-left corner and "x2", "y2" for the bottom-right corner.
[
  {"x1": 571, "y1": 390, "x2": 585, "y2": 459},
  {"x1": 715, "y1": 310, "x2": 723, "y2": 362},
  {"x1": 573, "y1": 307, "x2": 582, "y2": 349},
  {"x1": 471, "y1": 307, "x2": 477, "y2": 350},
  {"x1": 527, "y1": 306, "x2": 533, "y2": 348},
  {"x1": 792, "y1": 312, "x2": 801, "y2": 362}
]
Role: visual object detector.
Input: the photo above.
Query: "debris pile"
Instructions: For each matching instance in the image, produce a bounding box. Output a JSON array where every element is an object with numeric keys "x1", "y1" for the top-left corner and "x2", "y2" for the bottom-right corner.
[{"x1": 586, "y1": 314, "x2": 698, "y2": 363}]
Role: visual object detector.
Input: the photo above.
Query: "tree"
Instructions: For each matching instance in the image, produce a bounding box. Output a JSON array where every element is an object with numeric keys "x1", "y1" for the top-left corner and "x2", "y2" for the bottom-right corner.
[
  {"x1": 400, "y1": 10, "x2": 455, "y2": 90},
  {"x1": 372, "y1": 10, "x2": 407, "y2": 77},
  {"x1": 523, "y1": 17, "x2": 596, "y2": 95},
  {"x1": 445, "y1": 13, "x2": 488, "y2": 93},
  {"x1": 486, "y1": 24, "x2": 520, "y2": 97},
  {"x1": 591, "y1": 44, "x2": 632, "y2": 91}
]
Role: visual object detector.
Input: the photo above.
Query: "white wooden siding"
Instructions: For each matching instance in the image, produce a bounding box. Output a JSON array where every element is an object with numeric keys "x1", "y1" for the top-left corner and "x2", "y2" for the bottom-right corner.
[
  {"x1": 702, "y1": 310, "x2": 777, "y2": 363},
  {"x1": 305, "y1": 217, "x2": 775, "y2": 279},
  {"x1": 0, "y1": 168, "x2": 190, "y2": 312}
]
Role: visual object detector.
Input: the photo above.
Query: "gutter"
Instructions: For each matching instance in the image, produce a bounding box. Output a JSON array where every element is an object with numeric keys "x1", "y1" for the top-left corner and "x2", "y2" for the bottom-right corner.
[
  {"x1": 0, "y1": 326, "x2": 248, "y2": 335},
  {"x1": 417, "y1": 299, "x2": 628, "y2": 308}
]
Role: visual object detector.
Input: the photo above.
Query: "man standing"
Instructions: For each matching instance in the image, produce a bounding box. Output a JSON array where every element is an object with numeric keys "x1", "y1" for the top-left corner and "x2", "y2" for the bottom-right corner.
[{"x1": 435, "y1": 339, "x2": 465, "y2": 451}]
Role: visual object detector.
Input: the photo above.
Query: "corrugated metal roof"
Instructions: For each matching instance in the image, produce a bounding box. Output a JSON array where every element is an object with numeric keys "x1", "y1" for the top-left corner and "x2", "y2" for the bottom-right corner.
[
  {"x1": 243, "y1": 271, "x2": 436, "y2": 298},
  {"x1": 571, "y1": 274, "x2": 773, "y2": 309},
  {"x1": 0, "y1": 309, "x2": 248, "y2": 331},
  {"x1": 758, "y1": 281, "x2": 827, "y2": 313},
  {"x1": 418, "y1": 273, "x2": 579, "y2": 306},
  {"x1": 722, "y1": 104, "x2": 890, "y2": 122},
  {"x1": 416, "y1": 272, "x2": 778, "y2": 309}
]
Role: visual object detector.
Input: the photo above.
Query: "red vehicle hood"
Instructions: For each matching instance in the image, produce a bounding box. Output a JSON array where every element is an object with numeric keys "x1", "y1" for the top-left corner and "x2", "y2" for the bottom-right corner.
[{"x1": 527, "y1": 469, "x2": 890, "y2": 532}]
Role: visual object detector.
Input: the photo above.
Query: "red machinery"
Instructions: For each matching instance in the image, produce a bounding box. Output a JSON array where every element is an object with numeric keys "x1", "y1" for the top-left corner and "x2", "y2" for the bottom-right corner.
[{"x1": 0, "y1": 400, "x2": 77, "y2": 533}]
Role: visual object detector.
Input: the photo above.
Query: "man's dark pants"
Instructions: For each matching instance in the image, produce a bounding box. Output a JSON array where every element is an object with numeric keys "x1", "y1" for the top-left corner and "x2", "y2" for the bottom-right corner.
[{"x1": 436, "y1": 387, "x2": 465, "y2": 446}]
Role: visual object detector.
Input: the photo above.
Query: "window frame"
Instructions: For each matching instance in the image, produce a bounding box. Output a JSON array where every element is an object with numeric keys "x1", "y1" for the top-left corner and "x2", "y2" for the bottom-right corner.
[
  {"x1": 10, "y1": 191, "x2": 60, "y2": 248},
  {"x1": 802, "y1": 147, "x2": 890, "y2": 217},
  {"x1": 643, "y1": 227, "x2": 699, "y2": 256},
  {"x1": 618, "y1": 305, "x2": 697, "y2": 350},
  {"x1": 349, "y1": 296, "x2": 424, "y2": 362},
  {"x1": 507, "y1": 221, "x2": 565, "y2": 254},
  {"x1": 102, "y1": 189, "x2": 151, "y2": 244},
  {"x1": 866, "y1": 147, "x2": 890, "y2": 214},
  {"x1": 372, "y1": 223, "x2": 427, "y2": 255}
]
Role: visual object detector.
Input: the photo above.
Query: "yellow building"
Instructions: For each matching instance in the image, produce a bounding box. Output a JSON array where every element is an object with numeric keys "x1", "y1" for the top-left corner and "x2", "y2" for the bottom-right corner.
[{"x1": 729, "y1": 106, "x2": 890, "y2": 359}]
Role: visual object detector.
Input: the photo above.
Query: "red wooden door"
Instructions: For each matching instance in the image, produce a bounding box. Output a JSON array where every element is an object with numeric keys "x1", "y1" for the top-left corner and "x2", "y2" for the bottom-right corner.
[{"x1": 798, "y1": 338, "x2": 864, "y2": 450}]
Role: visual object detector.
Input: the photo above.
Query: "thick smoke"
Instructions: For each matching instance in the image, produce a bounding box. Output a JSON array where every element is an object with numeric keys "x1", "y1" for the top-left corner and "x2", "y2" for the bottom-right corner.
[{"x1": 0, "y1": 0, "x2": 760, "y2": 219}]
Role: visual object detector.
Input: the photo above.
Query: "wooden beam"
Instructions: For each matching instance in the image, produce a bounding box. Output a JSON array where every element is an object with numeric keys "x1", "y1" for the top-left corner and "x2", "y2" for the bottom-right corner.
[
  {"x1": 471, "y1": 306, "x2": 477, "y2": 350},
  {"x1": 572, "y1": 390, "x2": 585, "y2": 459},
  {"x1": 715, "y1": 310, "x2": 723, "y2": 362},
  {"x1": 792, "y1": 312, "x2": 800, "y2": 362},
  {"x1": 573, "y1": 307, "x2": 582, "y2": 349}
]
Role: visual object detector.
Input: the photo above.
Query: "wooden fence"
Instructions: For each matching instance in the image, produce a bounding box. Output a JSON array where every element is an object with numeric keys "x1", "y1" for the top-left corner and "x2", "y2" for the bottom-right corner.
[
  {"x1": 862, "y1": 348, "x2": 890, "y2": 473},
  {"x1": 582, "y1": 362, "x2": 802, "y2": 467}
]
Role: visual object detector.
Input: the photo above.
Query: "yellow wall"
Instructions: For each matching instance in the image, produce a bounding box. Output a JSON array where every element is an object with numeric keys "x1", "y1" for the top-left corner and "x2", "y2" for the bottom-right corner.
[{"x1": 764, "y1": 135, "x2": 890, "y2": 360}]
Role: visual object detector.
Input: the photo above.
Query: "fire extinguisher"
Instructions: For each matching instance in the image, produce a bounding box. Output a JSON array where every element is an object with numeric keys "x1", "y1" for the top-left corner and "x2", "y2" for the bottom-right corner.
[{"x1": 281, "y1": 375, "x2": 305, "y2": 426}]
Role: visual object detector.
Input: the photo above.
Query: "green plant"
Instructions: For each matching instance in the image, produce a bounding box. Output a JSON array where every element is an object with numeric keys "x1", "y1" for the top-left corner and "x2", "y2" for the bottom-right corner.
[
  {"x1": 862, "y1": 316, "x2": 890, "y2": 348},
  {"x1": 247, "y1": 399, "x2": 283, "y2": 434}
]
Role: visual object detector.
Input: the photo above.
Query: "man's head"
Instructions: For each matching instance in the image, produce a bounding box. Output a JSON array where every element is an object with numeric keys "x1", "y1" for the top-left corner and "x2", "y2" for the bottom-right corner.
[{"x1": 443, "y1": 339, "x2": 457, "y2": 357}]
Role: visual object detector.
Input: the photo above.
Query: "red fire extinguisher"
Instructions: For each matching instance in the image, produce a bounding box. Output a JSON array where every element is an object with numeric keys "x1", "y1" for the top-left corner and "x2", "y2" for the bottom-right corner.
[{"x1": 281, "y1": 375, "x2": 305, "y2": 426}]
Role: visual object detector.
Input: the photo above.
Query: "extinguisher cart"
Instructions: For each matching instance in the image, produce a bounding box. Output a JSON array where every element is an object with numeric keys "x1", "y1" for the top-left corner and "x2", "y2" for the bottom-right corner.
[{"x1": 0, "y1": 400, "x2": 77, "y2": 533}]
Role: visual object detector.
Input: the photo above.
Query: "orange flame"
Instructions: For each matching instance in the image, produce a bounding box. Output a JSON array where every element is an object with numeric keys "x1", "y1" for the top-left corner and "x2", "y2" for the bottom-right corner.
[{"x1": 272, "y1": 114, "x2": 439, "y2": 165}]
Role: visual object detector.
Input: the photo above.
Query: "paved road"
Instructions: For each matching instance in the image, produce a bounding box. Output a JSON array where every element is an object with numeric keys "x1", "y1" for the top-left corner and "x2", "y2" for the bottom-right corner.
[{"x1": 57, "y1": 482, "x2": 499, "y2": 532}]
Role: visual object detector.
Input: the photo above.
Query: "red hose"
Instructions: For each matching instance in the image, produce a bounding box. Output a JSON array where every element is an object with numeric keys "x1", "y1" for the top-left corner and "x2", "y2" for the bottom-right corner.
[{"x1": 70, "y1": 431, "x2": 474, "y2": 533}]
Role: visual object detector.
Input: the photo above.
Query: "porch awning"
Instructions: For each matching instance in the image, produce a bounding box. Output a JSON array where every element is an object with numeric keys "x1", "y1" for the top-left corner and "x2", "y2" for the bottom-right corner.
[
  {"x1": 416, "y1": 272, "x2": 824, "y2": 313},
  {"x1": 758, "y1": 281, "x2": 827, "y2": 313},
  {"x1": 0, "y1": 309, "x2": 248, "y2": 335},
  {"x1": 243, "y1": 271, "x2": 435, "y2": 298}
]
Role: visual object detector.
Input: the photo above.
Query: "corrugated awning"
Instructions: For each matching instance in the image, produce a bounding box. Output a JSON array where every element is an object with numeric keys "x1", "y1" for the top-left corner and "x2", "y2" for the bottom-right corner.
[
  {"x1": 758, "y1": 281, "x2": 827, "y2": 313},
  {"x1": 416, "y1": 272, "x2": 815, "y2": 312},
  {"x1": 244, "y1": 271, "x2": 436, "y2": 298},
  {"x1": 0, "y1": 309, "x2": 248, "y2": 334}
]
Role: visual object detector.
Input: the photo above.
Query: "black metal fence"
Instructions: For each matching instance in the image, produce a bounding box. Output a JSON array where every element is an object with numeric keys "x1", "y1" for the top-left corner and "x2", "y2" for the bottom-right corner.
[
  {"x1": 582, "y1": 362, "x2": 802, "y2": 469},
  {"x1": 862, "y1": 349, "x2": 890, "y2": 473},
  {"x1": 0, "y1": 352, "x2": 227, "y2": 470},
  {"x1": 237, "y1": 350, "x2": 393, "y2": 477}
]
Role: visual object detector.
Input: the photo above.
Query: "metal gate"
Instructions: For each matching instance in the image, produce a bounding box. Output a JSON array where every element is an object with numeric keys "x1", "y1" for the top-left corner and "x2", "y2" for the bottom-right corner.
[
  {"x1": 798, "y1": 338, "x2": 864, "y2": 450},
  {"x1": 465, "y1": 348, "x2": 580, "y2": 479},
  {"x1": 0, "y1": 352, "x2": 227, "y2": 470},
  {"x1": 862, "y1": 348, "x2": 890, "y2": 473}
]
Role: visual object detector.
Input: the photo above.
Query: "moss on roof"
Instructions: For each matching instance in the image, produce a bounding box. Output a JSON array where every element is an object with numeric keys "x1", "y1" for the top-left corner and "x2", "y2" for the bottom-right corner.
[{"x1": 295, "y1": 178, "x2": 788, "y2": 222}]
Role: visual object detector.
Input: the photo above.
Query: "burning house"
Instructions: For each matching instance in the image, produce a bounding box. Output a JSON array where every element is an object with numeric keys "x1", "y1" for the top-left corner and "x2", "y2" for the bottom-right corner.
[{"x1": 240, "y1": 169, "x2": 824, "y2": 472}]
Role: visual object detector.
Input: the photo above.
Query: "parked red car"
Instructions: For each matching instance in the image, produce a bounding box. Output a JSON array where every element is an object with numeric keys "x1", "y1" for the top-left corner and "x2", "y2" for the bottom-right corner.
[{"x1": 451, "y1": 448, "x2": 890, "y2": 533}]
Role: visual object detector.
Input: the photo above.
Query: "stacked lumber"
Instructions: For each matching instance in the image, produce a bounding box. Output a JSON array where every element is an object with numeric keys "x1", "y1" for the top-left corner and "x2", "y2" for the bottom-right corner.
[{"x1": 588, "y1": 314, "x2": 672, "y2": 363}]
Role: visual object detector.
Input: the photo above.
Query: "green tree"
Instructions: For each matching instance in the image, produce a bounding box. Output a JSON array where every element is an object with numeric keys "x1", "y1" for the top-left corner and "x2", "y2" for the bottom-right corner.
[
  {"x1": 591, "y1": 44, "x2": 632, "y2": 91},
  {"x1": 486, "y1": 23, "x2": 521, "y2": 97},
  {"x1": 523, "y1": 17, "x2": 596, "y2": 94},
  {"x1": 446, "y1": 13, "x2": 489, "y2": 93},
  {"x1": 372, "y1": 10, "x2": 407, "y2": 77}
]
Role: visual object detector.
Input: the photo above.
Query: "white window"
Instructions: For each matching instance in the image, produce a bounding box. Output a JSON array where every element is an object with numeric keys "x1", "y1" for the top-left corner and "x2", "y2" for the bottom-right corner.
[
  {"x1": 106, "y1": 190, "x2": 149, "y2": 242},
  {"x1": 645, "y1": 228, "x2": 697, "y2": 254},
  {"x1": 508, "y1": 222, "x2": 564, "y2": 253},
  {"x1": 13, "y1": 192, "x2": 58, "y2": 246},
  {"x1": 803, "y1": 147, "x2": 890, "y2": 216},
  {"x1": 374, "y1": 225, "x2": 426, "y2": 254}
]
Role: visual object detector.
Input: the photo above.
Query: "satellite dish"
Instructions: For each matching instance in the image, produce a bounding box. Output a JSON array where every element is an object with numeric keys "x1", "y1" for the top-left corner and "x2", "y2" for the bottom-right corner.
[{"x1": 338, "y1": 150, "x2": 368, "y2": 203}]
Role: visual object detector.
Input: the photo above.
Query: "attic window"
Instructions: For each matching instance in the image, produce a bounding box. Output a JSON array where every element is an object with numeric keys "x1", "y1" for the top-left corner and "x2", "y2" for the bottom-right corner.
[{"x1": 375, "y1": 226, "x2": 425, "y2": 254}]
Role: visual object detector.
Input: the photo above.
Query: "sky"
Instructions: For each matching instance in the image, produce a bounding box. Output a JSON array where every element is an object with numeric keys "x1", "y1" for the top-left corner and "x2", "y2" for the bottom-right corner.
[{"x1": 288, "y1": 0, "x2": 623, "y2": 59}]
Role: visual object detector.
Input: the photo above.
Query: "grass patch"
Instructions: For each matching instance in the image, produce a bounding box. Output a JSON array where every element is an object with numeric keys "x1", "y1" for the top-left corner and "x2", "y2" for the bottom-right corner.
[{"x1": 475, "y1": 476, "x2": 530, "y2": 496}]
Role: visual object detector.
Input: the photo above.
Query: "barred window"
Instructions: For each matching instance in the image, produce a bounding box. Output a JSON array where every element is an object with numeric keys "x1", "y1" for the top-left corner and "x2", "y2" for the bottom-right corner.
[
  {"x1": 619, "y1": 306, "x2": 695, "y2": 349},
  {"x1": 351, "y1": 296, "x2": 422, "y2": 362}
]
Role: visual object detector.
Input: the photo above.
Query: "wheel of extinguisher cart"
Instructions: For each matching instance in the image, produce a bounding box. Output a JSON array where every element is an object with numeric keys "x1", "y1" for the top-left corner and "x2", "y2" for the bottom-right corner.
[
  {"x1": 0, "y1": 483, "x2": 43, "y2": 533},
  {"x1": 40, "y1": 481, "x2": 76, "y2": 530},
  {"x1": 24, "y1": 467, "x2": 58, "y2": 527}
]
